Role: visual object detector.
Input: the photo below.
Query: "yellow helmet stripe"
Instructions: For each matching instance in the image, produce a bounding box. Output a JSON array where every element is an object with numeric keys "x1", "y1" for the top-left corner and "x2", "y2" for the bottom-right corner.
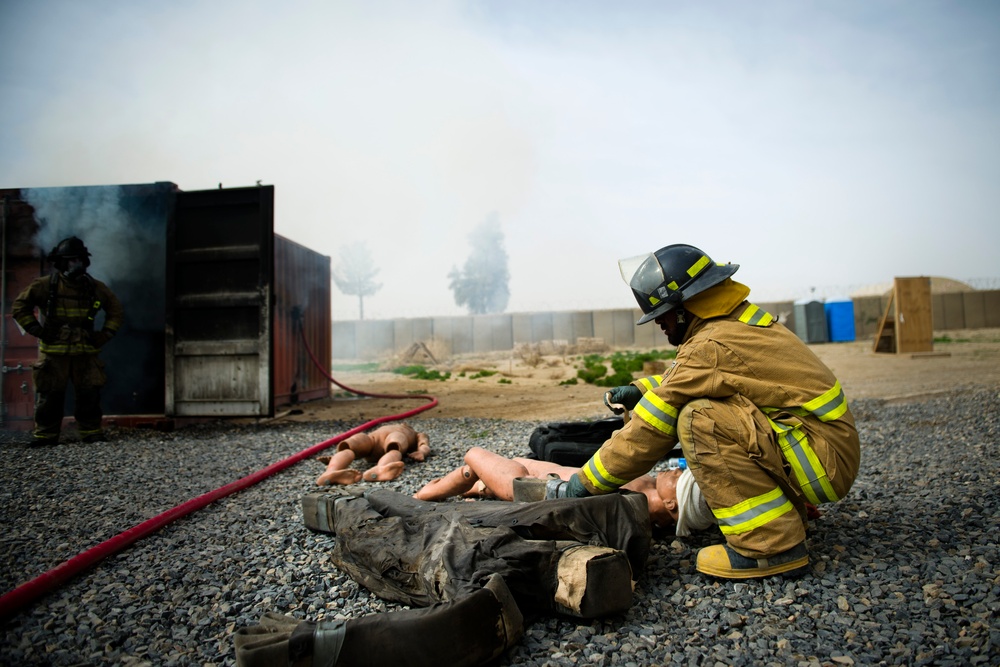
[{"x1": 687, "y1": 255, "x2": 710, "y2": 277}]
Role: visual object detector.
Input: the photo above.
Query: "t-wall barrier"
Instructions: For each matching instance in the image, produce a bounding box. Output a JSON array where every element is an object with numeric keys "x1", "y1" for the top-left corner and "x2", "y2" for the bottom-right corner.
[{"x1": 332, "y1": 291, "x2": 1000, "y2": 361}]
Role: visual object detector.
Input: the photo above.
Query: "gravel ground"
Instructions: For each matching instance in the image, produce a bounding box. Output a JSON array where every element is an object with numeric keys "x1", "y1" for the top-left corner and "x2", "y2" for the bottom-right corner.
[{"x1": 1, "y1": 389, "x2": 998, "y2": 666}]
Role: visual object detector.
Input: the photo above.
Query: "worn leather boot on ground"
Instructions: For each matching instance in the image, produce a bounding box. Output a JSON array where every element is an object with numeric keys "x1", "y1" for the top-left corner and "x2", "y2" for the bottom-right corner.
[
  {"x1": 696, "y1": 541, "x2": 809, "y2": 579},
  {"x1": 234, "y1": 573, "x2": 523, "y2": 667}
]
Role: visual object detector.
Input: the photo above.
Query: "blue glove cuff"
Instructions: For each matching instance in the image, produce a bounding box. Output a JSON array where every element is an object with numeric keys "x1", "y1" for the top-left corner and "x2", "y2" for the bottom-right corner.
[{"x1": 566, "y1": 473, "x2": 591, "y2": 498}]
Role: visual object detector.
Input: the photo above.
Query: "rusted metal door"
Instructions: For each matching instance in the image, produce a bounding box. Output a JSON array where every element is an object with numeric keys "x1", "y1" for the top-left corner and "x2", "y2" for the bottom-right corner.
[{"x1": 165, "y1": 186, "x2": 274, "y2": 417}]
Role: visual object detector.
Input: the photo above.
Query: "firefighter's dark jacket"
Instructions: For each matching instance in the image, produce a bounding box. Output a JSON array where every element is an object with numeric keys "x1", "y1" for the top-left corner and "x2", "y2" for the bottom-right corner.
[{"x1": 13, "y1": 273, "x2": 124, "y2": 355}]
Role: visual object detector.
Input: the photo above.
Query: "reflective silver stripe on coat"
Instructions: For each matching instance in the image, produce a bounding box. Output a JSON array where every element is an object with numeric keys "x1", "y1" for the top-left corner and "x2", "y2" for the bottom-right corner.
[
  {"x1": 738, "y1": 303, "x2": 774, "y2": 327},
  {"x1": 802, "y1": 380, "x2": 848, "y2": 422},
  {"x1": 635, "y1": 375, "x2": 665, "y2": 393},
  {"x1": 633, "y1": 392, "x2": 678, "y2": 437},
  {"x1": 763, "y1": 381, "x2": 849, "y2": 424},
  {"x1": 583, "y1": 452, "x2": 629, "y2": 492}
]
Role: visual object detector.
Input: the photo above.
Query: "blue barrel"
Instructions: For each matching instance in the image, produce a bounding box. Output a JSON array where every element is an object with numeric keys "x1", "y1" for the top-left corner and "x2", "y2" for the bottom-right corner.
[{"x1": 824, "y1": 299, "x2": 856, "y2": 342}]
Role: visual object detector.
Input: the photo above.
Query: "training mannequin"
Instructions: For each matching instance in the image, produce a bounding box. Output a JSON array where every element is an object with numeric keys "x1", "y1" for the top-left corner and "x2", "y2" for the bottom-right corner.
[
  {"x1": 316, "y1": 422, "x2": 430, "y2": 485},
  {"x1": 414, "y1": 446, "x2": 716, "y2": 535}
]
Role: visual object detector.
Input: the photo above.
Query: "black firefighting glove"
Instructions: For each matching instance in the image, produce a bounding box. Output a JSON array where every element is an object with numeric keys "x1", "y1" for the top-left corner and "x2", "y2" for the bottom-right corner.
[
  {"x1": 90, "y1": 329, "x2": 115, "y2": 348},
  {"x1": 604, "y1": 385, "x2": 642, "y2": 414},
  {"x1": 24, "y1": 322, "x2": 44, "y2": 339},
  {"x1": 25, "y1": 322, "x2": 58, "y2": 344}
]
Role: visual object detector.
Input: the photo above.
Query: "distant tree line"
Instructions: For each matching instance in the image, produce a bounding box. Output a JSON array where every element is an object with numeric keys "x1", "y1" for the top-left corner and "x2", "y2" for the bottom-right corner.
[{"x1": 331, "y1": 214, "x2": 510, "y2": 319}]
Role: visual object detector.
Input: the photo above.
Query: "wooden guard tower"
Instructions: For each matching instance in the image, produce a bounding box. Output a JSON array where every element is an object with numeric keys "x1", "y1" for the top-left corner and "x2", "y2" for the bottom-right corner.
[{"x1": 873, "y1": 277, "x2": 934, "y2": 354}]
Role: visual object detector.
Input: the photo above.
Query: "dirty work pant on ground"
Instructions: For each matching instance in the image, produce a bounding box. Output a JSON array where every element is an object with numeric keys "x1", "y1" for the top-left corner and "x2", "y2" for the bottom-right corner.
[
  {"x1": 326, "y1": 489, "x2": 651, "y2": 617},
  {"x1": 32, "y1": 353, "x2": 107, "y2": 441},
  {"x1": 236, "y1": 490, "x2": 652, "y2": 667}
]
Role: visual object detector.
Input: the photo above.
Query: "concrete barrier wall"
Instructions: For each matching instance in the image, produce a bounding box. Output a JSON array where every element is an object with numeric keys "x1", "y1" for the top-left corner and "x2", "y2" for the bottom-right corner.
[
  {"x1": 332, "y1": 292, "x2": 999, "y2": 360},
  {"x1": 850, "y1": 290, "x2": 1000, "y2": 340},
  {"x1": 334, "y1": 299, "x2": 777, "y2": 360}
]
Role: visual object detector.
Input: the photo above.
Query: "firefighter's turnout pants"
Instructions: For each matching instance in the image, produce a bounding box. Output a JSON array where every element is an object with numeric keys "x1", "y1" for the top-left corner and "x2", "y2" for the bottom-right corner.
[
  {"x1": 677, "y1": 394, "x2": 858, "y2": 558},
  {"x1": 32, "y1": 351, "x2": 107, "y2": 441}
]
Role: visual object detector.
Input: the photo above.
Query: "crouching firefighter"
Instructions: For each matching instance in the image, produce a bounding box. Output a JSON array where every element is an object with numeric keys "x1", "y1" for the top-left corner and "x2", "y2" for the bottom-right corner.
[
  {"x1": 234, "y1": 488, "x2": 652, "y2": 666},
  {"x1": 546, "y1": 243, "x2": 861, "y2": 580},
  {"x1": 13, "y1": 236, "x2": 124, "y2": 445}
]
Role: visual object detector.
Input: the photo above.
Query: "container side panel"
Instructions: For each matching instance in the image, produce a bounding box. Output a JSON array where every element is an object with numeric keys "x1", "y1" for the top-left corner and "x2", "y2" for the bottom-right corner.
[{"x1": 273, "y1": 235, "x2": 330, "y2": 407}]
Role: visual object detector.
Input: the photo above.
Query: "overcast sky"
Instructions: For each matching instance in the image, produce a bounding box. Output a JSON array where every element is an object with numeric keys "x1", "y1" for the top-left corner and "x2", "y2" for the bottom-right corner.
[{"x1": 2, "y1": 1, "x2": 998, "y2": 320}]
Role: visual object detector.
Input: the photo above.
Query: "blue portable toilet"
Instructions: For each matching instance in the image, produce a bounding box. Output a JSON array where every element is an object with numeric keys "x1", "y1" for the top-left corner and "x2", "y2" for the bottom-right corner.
[{"x1": 824, "y1": 297, "x2": 856, "y2": 342}]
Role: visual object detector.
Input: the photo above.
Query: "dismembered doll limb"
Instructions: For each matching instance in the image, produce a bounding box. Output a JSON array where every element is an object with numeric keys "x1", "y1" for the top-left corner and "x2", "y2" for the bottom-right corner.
[{"x1": 414, "y1": 447, "x2": 572, "y2": 501}]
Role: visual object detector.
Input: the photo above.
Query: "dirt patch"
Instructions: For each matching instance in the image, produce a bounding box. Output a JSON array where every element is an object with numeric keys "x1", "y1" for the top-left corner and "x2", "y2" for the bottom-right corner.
[{"x1": 279, "y1": 329, "x2": 1000, "y2": 424}]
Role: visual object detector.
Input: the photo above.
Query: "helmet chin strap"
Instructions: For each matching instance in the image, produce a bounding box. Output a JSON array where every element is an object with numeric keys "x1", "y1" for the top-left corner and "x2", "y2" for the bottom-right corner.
[{"x1": 668, "y1": 308, "x2": 690, "y2": 347}]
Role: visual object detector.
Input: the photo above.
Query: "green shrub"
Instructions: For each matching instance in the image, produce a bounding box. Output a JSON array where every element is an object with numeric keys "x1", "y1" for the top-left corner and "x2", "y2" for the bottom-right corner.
[
  {"x1": 393, "y1": 365, "x2": 451, "y2": 381},
  {"x1": 576, "y1": 363, "x2": 607, "y2": 384},
  {"x1": 574, "y1": 350, "x2": 676, "y2": 387}
]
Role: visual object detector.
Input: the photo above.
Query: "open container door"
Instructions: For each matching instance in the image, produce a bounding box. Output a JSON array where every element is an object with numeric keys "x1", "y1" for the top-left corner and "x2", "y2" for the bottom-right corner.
[{"x1": 166, "y1": 186, "x2": 274, "y2": 418}]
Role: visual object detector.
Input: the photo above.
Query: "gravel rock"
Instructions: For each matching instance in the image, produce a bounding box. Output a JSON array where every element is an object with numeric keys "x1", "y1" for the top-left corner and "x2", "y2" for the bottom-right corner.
[{"x1": 2, "y1": 389, "x2": 998, "y2": 666}]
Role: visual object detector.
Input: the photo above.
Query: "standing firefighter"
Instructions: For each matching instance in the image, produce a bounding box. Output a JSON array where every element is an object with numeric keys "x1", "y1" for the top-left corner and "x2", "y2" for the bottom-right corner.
[
  {"x1": 12, "y1": 236, "x2": 124, "y2": 446},
  {"x1": 548, "y1": 243, "x2": 861, "y2": 579}
]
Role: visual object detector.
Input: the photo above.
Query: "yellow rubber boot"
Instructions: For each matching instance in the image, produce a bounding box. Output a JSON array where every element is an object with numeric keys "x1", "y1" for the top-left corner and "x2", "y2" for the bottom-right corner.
[{"x1": 697, "y1": 542, "x2": 809, "y2": 579}]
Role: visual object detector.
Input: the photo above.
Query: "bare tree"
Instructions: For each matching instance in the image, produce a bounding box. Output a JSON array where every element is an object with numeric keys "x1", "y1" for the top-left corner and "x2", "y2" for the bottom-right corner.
[
  {"x1": 448, "y1": 214, "x2": 510, "y2": 315},
  {"x1": 332, "y1": 241, "x2": 382, "y2": 320}
]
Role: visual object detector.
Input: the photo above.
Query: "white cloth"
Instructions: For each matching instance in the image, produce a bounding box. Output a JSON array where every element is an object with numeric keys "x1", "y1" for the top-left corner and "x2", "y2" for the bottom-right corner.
[{"x1": 675, "y1": 469, "x2": 715, "y2": 536}]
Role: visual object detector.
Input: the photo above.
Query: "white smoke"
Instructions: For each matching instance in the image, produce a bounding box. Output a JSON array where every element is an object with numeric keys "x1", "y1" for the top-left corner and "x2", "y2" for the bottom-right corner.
[{"x1": 22, "y1": 184, "x2": 167, "y2": 325}]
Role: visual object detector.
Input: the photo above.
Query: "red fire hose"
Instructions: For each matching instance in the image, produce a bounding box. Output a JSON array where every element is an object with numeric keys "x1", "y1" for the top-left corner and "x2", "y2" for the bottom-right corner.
[{"x1": 0, "y1": 327, "x2": 437, "y2": 621}]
